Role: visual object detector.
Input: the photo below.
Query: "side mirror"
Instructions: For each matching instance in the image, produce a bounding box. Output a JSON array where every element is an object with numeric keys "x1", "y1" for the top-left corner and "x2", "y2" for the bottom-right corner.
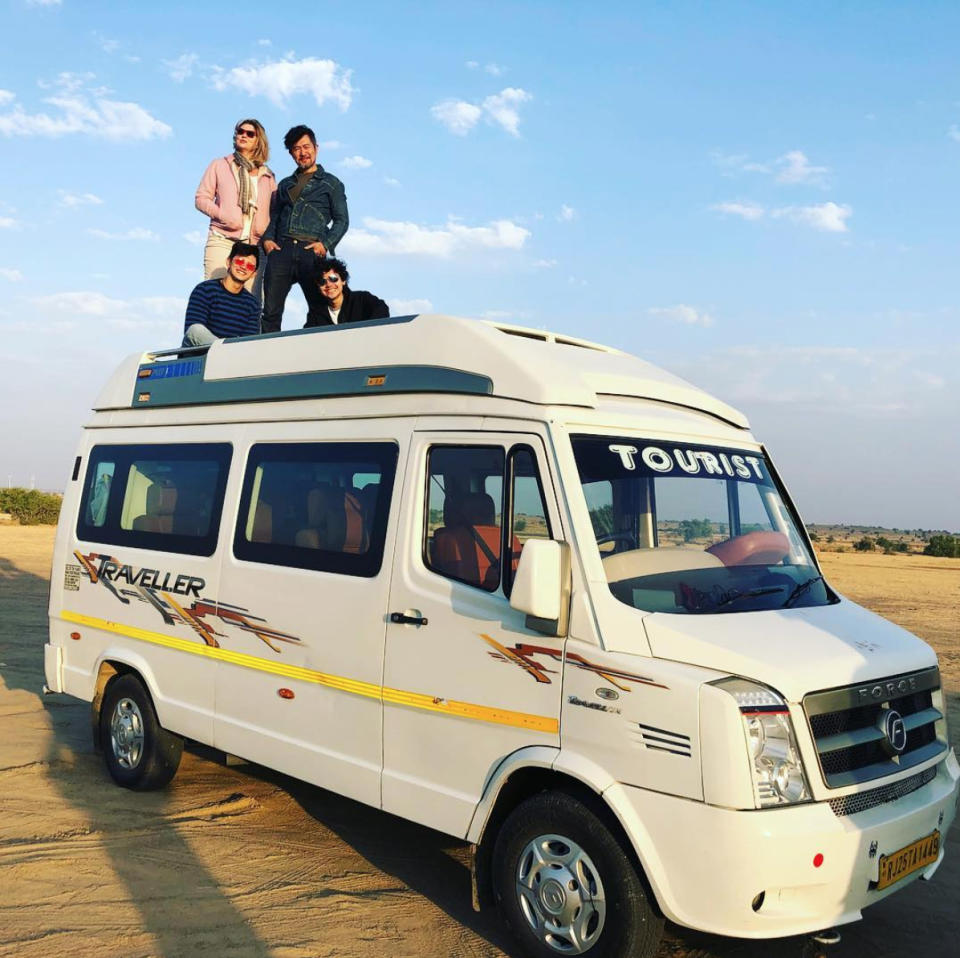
[{"x1": 509, "y1": 539, "x2": 571, "y2": 636}]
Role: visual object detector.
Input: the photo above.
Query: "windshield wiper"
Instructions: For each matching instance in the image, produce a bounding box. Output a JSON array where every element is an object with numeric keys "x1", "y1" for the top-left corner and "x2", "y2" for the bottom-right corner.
[
  {"x1": 783, "y1": 574, "x2": 824, "y2": 608},
  {"x1": 714, "y1": 586, "x2": 785, "y2": 609}
]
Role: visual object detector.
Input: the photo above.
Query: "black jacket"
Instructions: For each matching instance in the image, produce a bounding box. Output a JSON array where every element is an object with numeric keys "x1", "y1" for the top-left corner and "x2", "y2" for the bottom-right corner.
[{"x1": 306, "y1": 287, "x2": 390, "y2": 327}]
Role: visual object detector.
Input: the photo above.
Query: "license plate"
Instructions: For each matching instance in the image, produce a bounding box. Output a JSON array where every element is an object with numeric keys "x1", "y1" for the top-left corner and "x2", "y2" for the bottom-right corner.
[{"x1": 876, "y1": 830, "x2": 940, "y2": 890}]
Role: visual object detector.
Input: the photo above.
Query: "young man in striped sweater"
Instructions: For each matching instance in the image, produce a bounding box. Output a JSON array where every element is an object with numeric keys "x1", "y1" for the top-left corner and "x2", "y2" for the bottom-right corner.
[{"x1": 182, "y1": 242, "x2": 262, "y2": 347}]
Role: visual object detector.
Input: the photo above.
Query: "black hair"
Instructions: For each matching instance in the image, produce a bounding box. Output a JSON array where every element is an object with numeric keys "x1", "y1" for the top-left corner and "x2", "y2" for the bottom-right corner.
[
  {"x1": 315, "y1": 257, "x2": 350, "y2": 286},
  {"x1": 228, "y1": 241, "x2": 260, "y2": 265},
  {"x1": 283, "y1": 125, "x2": 317, "y2": 151}
]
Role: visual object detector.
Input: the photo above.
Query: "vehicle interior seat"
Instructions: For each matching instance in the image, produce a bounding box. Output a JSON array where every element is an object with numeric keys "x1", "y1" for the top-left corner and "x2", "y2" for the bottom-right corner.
[
  {"x1": 295, "y1": 484, "x2": 367, "y2": 553},
  {"x1": 433, "y1": 491, "x2": 517, "y2": 590},
  {"x1": 250, "y1": 502, "x2": 273, "y2": 543},
  {"x1": 132, "y1": 483, "x2": 177, "y2": 534}
]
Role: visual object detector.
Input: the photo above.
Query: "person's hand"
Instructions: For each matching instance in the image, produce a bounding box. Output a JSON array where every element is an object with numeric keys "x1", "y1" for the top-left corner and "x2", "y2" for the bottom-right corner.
[
  {"x1": 305, "y1": 241, "x2": 327, "y2": 256},
  {"x1": 263, "y1": 240, "x2": 280, "y2": 254}
]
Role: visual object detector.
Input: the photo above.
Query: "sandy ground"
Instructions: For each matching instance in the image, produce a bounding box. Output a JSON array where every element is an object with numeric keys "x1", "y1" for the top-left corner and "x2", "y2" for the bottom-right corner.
[{"x1": 1, "y1": 526, "x2": 958, "y2": 958}]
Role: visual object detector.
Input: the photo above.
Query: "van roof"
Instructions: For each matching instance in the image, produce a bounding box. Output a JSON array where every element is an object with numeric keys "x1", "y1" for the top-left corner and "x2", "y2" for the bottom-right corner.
[{"x1": 95, "y1": 314, "x2": 749, "y2": 429}]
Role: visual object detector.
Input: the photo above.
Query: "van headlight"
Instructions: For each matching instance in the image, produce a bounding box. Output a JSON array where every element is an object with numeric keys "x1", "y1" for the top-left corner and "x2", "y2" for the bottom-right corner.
[{"x1": 713, "y1": 678, "x2": 811, "y2": 807}]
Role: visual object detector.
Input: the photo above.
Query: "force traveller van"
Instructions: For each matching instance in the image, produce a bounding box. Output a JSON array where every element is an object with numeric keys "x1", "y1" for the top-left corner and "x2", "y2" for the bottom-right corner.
[{"x1": 45, "y1": 315, "x2": 958, "y2": 958}]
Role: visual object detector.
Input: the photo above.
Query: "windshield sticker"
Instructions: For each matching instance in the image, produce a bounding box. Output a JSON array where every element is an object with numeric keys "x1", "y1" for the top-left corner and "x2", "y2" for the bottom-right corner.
[
  {"x1": 608, "y1": 443, "x2": 765, "y2": 481},
  {"x1": 73, "y1": 550, "x2": 302, "y2": 653}
]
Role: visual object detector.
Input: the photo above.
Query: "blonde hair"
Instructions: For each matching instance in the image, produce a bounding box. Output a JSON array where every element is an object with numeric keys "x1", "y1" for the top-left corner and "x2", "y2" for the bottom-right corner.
[{"x1": 234, "y1": 118, "x2": 270, "y2": 167}]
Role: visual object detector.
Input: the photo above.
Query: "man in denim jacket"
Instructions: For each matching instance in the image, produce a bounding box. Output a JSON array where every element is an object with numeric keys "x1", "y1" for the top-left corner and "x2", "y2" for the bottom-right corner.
[{"x1": 261, "y1": 124, "x2": 349, "y2": 332}]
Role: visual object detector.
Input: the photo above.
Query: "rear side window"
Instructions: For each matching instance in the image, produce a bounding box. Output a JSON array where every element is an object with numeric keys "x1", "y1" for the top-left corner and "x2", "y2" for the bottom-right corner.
[
  {"x1": 234, "y1": 441, "x2": 399, "y2": 577},
  {"x1": 77, "y1": 443, "x2": 232, "y2": 556}
]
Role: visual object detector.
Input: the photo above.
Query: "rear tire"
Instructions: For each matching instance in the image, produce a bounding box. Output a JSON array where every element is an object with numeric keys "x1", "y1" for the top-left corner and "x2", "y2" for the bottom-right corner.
[
  {"x1": 492, "y1": 790, "x2": 663, "y2": 958},
  {"x1": 100, "y1": 674, "x2": 183, "y2": 790}
]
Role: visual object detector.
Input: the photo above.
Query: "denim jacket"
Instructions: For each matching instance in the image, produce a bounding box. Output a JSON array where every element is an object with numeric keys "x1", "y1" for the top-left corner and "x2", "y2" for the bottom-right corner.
[{"x1": 263, "y1": 165, "x2": 349, "y2": 251}]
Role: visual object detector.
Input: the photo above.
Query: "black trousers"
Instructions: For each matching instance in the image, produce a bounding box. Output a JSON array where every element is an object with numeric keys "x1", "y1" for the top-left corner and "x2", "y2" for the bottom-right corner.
[{"x1": 261, "y1": 240, "x2": 328, "y2": 333}]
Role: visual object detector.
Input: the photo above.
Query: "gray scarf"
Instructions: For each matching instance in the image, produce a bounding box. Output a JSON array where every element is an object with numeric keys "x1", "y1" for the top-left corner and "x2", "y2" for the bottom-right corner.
[{"x1": 233, "y1": 151, "x2": 255, "y2": 216}]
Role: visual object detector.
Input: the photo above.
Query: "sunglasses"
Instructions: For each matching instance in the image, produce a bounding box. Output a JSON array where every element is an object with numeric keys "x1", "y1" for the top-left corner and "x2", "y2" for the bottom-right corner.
[
  {"x1": 235, "y1": 128, "x2": 258, "y2": 138},
  {"x1": 319, "y1": 275, "x2": 342, "y2": 285}
]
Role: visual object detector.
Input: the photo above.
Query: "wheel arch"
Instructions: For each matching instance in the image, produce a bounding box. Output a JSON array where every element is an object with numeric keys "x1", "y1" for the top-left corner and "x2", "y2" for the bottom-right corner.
[
  {"x1": 468, "y1": 748, "x2": 665, "y2": 918},
  {"x1": 90, "y1": 649, "x2": 162, "y2": 751}
]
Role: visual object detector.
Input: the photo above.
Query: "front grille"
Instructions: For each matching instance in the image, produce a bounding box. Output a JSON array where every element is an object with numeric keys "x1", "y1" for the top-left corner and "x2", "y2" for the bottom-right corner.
[
  {"x1": 803, "y1": 668, "x2": 947, "y2": 788},
  {"x1": 828, "y1": 766, "x2": 937, "y2": 816}
]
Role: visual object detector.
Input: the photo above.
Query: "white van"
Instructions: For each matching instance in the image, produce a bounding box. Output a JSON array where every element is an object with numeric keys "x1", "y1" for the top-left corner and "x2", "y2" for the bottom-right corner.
[{"x1": 45, "y1": 315, "x2": 958, "y2": 958}]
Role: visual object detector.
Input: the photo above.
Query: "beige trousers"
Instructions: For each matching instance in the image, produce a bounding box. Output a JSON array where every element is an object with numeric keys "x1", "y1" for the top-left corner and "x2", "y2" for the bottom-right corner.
[{"x1": 203, "y1": 231, "x2": 263, "y2": 301}]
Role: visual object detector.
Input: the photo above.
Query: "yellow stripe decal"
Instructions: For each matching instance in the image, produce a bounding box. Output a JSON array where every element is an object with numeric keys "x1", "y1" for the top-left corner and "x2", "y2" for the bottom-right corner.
[{"x1": 60, "y1": 611, "x2": 558, "y2": 734}]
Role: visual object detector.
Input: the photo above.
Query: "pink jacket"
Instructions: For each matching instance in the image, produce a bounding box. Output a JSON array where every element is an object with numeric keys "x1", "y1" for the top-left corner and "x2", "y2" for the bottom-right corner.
[{"x1": 195, "y1": 156, "x2": 277, "y2": 243}]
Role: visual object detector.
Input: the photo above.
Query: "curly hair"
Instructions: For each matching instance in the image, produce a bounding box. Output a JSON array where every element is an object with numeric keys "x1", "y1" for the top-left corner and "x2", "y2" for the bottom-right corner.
[{"x1": 315, "y1": 257, "x2": 350, "y2": 287}]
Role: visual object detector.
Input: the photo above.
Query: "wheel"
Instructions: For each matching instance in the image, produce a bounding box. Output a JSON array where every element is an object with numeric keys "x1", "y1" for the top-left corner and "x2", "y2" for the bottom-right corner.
[
  {"x1": 100, "y1": 674, "x2": 183, "y2": 790},
  {"x1": 492, "y1": 791, "x2": 663, "y2": 958}
]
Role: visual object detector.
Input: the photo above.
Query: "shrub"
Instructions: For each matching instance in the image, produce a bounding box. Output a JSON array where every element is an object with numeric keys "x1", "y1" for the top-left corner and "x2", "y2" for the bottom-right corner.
[
  {"x1": 924, "y1": 535, "x2": 959, "y2": 558},
  {"x1": 0, "y1": 488, "x2": 62, "y2": 525},
  {"x1": 854, "y1": 536, "x2": 875, "y2": 552}
]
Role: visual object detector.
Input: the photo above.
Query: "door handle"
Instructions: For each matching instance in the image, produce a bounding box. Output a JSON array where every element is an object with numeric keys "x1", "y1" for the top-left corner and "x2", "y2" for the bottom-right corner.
[{"x1": 390, "y1": 611, "x2": 429, "y2": 626}]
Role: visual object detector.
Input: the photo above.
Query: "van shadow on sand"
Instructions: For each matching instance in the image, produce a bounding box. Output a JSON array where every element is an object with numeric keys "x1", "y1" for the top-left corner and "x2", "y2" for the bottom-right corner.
[{"x1": 0, "y1": 555, "x2": 272, "y2": 958}]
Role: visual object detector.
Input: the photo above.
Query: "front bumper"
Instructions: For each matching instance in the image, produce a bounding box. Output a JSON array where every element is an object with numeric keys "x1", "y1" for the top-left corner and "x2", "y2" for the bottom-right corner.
[{"x1": 607, "y1": 750, "x2": 960, "y2": 939}]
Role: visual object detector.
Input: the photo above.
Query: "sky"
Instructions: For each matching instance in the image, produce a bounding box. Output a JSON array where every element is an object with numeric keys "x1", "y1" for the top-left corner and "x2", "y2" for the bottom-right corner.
[{"x1": 0, "y1": 0, "x2": 957, "y2": 531}]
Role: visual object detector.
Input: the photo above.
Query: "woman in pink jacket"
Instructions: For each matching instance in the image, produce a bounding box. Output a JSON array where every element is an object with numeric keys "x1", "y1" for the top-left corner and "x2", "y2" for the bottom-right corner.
[{"x1": 195, "y1": 118, "x2": 277, "y2": 299}]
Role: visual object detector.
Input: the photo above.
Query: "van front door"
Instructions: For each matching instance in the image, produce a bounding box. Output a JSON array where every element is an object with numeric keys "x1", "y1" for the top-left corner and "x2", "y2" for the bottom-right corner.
[{"x1": 382, "y1": 430, "x2": 565, "y2": 836}]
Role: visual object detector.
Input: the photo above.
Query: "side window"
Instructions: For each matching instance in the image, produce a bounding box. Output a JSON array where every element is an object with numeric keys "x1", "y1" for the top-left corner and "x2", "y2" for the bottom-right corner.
[
  {"x1": 424, "y1": 443, "x2": 553, "y2": 595},
  {"x1": 504, "y1": 446, "x2": 552, "y2": 594},
  {"x1": 234, "y1": 441, "x2": 399, "y2": 577},
  {"x1": 76, "y1": 443, "x2": 232, "y2": 556},
  {"x1": 425, "y1": 446, "x2": 505, "y2": 592}
]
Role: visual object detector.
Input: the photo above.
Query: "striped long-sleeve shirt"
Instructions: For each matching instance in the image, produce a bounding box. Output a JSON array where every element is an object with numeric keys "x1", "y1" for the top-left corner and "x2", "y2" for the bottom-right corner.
[{"x1": 183, "y1": 279, "x2": 260, "y2": 339}]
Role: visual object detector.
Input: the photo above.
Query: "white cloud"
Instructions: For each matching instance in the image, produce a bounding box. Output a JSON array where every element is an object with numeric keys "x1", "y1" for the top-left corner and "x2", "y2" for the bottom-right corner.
[
  {"x1": 163, "y1": 53, "x2": 199, "y2": 83},
  {"x1": 258, "y1": 39, "x2": 272, "y2": 47},
  {"x1": 0, "y1": 268, "x2": 23, "y2": 281},
  {"x1": 211, "y1": 57, "x2": 353, "y2": 109},
  {"x1": 557, "y1": 204, "x2": 576, "y2": 222},
  {"x1": 318, "y1": 139, "x2": 341, "y2": 150},
  {"x1": 183, "y1": 230, "x2": 206, "y2": 246},
  {"x1": 0, "y1": 75, "x2": 171, "y2": 140},
  {"x1": 0, "y1": 91, "x2": 15, "y2": 106},
  {"x1": 87, "y1": 227, "x2": 160, "y2": 241},
  {"x1": 383, "y1": 176, "x2": 400, "y2": 187},
  {"x1": 27, "y1": 0, "x2": 62, "y2": 6},
  {"x1": 466, "y1": 61, "x2": 479, "y2": 70},
  {"x1": 949, "y1": 125, "x2": 960, "y2": 143},
  {"x1": 533, "y1": 258, "x2": 557, "y2": 268},
  {"x1": 481, "y1": 87, "x2": 532, "y2": 136},
  {"x1": 340, "y1": 154, "x2": 372, "y2": 169},
  {"x1": 341, "y1": 216, "x2": 530, "y2": 258},
  {"x1": 431, "y1": 87, "x2": 532, "y2": 137},
  {"x1": 711, "y1": 149, "x2": 829, "y2": 185},
  {"x1": 649, "y1": 305, "x2": 715, "y2": 328},
  {"x1": 431, "y1": 99, "x2": 483, "y2": 135},
  {"x1": 772, "y1": 202, "x2": 852, "y2": 233},
  {"x1": 389, "y1": 297, "x2": 433, "y2": 315},
  {"x1": 59, "y1": 190, "x2": 103, "y2": 207},
  {"x1": 0, "y1": 216, "x2": 18, "y2": 229},
  {"x1": 775, "y1": 150, "x2": 829, "y2": 185},
  {"x1": 93, "y1": 32, "x2": 120, "y2": 54},
  {"x1": 29, "y1": 291, "x2": 184, "y2": 330},
  {"x1": 710, "y1": 201, "x2": 765, "y2": 221}
]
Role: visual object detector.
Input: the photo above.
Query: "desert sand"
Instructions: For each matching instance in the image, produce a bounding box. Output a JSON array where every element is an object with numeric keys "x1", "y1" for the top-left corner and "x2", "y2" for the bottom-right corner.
[{"x1": 1, "y1": 525, "x2": 957, "y2": 958}]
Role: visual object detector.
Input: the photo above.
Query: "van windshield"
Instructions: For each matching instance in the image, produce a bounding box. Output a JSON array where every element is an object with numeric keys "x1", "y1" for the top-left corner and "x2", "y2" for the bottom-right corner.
[{"x1": 571, "y1": 435, "x2": 832, "y2": 615}]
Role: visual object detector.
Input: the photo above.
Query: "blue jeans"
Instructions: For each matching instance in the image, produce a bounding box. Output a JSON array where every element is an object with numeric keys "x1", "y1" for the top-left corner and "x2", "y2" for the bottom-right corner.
[{"x1": 261, "y1": 240, "x2": 328, "y2": 333}]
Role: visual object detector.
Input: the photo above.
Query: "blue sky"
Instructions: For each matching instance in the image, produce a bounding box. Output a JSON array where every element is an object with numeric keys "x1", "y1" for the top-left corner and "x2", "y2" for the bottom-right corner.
[{"x1": 1, "y1": 0, "x2": 957, "y2": 530}]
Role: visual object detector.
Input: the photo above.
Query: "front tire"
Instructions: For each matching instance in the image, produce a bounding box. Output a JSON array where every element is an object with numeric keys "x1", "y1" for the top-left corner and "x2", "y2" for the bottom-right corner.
[
  {"x1": 100, "y1": 674, "x2": 183, "y2": 790},
  {"x1": 492, "y1": 791, "x2": 663, "y2": 958}
]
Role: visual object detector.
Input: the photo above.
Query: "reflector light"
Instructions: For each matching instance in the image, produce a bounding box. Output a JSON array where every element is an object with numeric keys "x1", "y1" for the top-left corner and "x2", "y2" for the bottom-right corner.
[
  {"x1": 813, "y1": 853, "x2": 824, "y2": 868},
  {"x1": 278, "y1": 688, "x2": 295, "y2": 700},
  {"x1": 69, "y1": 632, "x2": 81, "y2": 640}
]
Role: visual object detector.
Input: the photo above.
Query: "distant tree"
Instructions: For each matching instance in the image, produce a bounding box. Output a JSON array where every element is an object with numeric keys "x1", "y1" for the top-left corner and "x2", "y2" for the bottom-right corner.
[
  {"x1": 514, "y1": 517, "x2": 527, "y2": 532},
  {"x1": 854, "y1": 536, "x2": 875, "y2": 552},
  {"x1": 808, "y1": 532, "x2": 820, "y2": 541},
  {"x1": 826, "y1": 535, "x2": 835, "y2": 544},
  {"x1": 924, "y1": 535, "x2": 959, "y2": 558},
  {"x1": 679, "y1": 518, "x2": 712, "y2": 542},
  {"x1": 589, "y1": 504, "x2": 615, "y2": 538}
]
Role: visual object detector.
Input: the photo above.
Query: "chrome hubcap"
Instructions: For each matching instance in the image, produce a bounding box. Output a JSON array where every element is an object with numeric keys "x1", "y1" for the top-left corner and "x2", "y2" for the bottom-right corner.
[
  {"x1": 109, "y1": 697, "x2": 145, "y2": 769},
  {"x1": 515, "y1": 834, "x2": 606, "y2": 954}
]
